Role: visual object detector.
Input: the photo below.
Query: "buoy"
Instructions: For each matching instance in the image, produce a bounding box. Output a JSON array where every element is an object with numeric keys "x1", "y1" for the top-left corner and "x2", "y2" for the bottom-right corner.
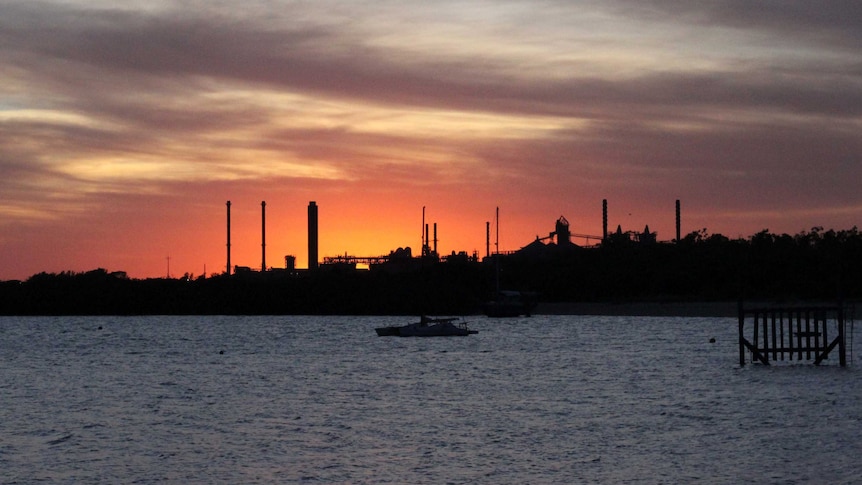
[{"x1": 709, "y1": 337, "x2": 716, "y2": 343}]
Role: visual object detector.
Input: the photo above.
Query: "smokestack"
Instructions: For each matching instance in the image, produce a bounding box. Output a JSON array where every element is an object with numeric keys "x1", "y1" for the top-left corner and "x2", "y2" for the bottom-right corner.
[
  {"x1": 602, "y1": 199, "x2": 608, "y2": 241},
  {"x1": 486, "y1": 221, "x2": 490, "y2": 259},
  {"x1": 308, "y1": 201, "x2": 318, "y2": 270},
  {"x1": 261, "y1": 200, "x2": 266, "y2": 271},
  {"x1": 433, "y1": 223, "x2": 437, "y2": 255},
  {"x1": 424, "y1": 224, "x2": 429, "y2": 257},
  {"x1": 675, "y1": 199, "x2": 681, "y2": 242},
  {"x1": 495, "y1": 206, "x2": 499, "y2": 254},
  {"x1": 226, "y1": 200, "x2": 232, "y2": 275}
]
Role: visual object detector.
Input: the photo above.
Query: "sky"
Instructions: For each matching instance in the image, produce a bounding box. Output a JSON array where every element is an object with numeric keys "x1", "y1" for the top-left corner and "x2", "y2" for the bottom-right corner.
[{"x1": 1, "y1": 0, "x2": 861, "y2": 280}]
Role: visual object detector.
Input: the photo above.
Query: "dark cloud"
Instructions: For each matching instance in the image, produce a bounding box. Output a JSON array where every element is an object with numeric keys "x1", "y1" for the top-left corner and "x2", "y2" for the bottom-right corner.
[
  {"x1": 609, "y1": 0, "x2": 862, "y2": 50},
  {"x1": 5, "y1": 0, "x2": 860, "y2": 126}
]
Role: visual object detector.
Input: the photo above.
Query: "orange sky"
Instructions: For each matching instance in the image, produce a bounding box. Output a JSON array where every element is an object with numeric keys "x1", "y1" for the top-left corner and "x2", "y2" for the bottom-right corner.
[{"x1": 2, "y1": 1, "x2": 861, "y2": 280}]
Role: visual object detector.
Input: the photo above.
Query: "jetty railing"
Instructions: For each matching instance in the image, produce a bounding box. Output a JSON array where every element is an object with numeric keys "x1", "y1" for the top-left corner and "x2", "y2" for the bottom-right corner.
[{"x1": 738, "y1": 303, "x2": 849, "y2": 366}]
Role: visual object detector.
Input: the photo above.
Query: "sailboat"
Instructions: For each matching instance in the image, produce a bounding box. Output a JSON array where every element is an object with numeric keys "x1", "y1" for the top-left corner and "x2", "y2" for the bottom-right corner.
[{"x1": 483, "y1": 207, "x2": 536, "y2": 318}]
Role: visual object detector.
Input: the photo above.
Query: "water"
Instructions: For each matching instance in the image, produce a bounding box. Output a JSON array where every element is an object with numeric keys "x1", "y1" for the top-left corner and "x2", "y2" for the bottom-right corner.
[{"x1": 1, "y1": 315, "x2": 860, "y2": 484}]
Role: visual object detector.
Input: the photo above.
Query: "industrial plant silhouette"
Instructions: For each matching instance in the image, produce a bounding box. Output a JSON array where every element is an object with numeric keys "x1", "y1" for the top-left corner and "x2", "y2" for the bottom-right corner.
[{"x1": 2, "y1": 199, "x2": 860, "y2": 315}]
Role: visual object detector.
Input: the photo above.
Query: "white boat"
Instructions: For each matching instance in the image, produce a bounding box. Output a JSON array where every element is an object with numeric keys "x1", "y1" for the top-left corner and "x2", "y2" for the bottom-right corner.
[{"x1": 375, "y1": 316, "x2": 478, "y2": 337}]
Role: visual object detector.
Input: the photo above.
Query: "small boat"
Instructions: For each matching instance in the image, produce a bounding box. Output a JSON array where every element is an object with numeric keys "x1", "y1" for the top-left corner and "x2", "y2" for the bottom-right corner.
[{"x1": 375, "y1": 315, "x2": 478, "y2": 337}]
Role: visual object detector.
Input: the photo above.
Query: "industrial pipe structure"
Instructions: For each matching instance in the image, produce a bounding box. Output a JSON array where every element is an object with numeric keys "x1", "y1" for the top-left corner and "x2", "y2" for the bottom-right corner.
[{"x1": 425, "y1": 224, "x2": 430, "y2": 257}]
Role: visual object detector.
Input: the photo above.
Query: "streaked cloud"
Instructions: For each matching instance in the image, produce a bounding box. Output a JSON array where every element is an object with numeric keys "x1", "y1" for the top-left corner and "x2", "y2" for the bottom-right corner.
[{"x1": 1, "y1": 0, "x2": 861, "y2": 278}]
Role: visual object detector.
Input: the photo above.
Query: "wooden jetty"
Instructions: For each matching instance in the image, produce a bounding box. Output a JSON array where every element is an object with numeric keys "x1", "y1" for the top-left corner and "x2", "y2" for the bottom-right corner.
[{"x1": 738, "y1": 303, "x2": 850, "y2": 366}]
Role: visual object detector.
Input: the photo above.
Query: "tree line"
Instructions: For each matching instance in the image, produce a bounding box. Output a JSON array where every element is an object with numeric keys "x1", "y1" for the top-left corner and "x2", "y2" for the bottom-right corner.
[{"x1": 504, "y1": 226, "x2": 862, "y2": 303}]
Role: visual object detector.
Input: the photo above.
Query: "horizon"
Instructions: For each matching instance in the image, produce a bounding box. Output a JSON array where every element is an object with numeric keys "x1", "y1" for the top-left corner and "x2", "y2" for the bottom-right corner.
[
  {"x1": 6, "y1": 214, "x2": 859, "y2": 282},
  {"x1": 2, "y1": 1, "x2": 861, "y2": 280}
]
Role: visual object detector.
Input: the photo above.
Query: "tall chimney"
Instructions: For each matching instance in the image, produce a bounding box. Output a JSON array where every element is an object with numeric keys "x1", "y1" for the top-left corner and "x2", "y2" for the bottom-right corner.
[
  {"x1": 261, "y1": 200, "x2": 266, "y2": 271},
  {"x1": 433, "y1": 222, "x2": 437, "y2": 255},
  {"x1": 495, "y1": 206, "x2": 500, "y2": 255},
  {"x1": 308, "y1": 201, "x2": 318, "y2": 270},
  {"x1": 602, "y1": 199, "x2": 608, "y2": 241},
  {"x1": 486, "y1": 221, "x2": 490, "y2": 259},
  {"x1": 226, "y1": 200, "x2": 232, "y2": 275},
  {"x1": 675, "y1": 199, "x2": 681, "y2": 242}
]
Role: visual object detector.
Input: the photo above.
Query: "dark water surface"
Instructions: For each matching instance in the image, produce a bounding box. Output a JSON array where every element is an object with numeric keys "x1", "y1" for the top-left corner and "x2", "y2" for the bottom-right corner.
[{"x1": 1, "y1": 315, "x2": 860, "y2": 484}]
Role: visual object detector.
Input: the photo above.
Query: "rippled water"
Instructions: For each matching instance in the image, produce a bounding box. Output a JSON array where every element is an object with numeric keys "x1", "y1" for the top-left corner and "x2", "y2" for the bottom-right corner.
[{"x1": 1, "y1": 315, "x2": 860, "y2": 484}]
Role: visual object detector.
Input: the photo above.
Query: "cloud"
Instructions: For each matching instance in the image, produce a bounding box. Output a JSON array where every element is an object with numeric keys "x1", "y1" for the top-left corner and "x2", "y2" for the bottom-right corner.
[
  {"x1": 1, "y1": 0, "x2": 861, "y2": 278},
  {"x1": 4, "y1": 0, "x2": 860, "y2": 141},
  {"x1": 608, "y1": 0, "x2": 862, "y2": 50}
]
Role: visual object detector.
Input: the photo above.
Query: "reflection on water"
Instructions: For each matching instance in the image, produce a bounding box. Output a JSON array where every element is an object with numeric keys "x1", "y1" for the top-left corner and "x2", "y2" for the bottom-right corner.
[{"x1": 1, "y1": 315, "x2": 861, "y2": 483}]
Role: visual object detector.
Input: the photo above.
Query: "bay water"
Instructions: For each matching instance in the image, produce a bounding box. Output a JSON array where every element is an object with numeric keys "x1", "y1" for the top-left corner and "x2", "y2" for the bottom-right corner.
[{"x1": 1, "y1": 315, "x2": 860, "y2": 484}]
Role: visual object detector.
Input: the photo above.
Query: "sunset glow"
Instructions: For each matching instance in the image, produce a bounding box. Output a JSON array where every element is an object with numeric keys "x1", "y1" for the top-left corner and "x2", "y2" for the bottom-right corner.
[{"x1": 1, "y1": 1, "x2": 861, "y2": 279}]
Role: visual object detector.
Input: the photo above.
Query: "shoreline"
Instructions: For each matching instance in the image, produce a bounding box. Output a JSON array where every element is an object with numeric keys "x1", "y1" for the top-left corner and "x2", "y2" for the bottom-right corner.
[
  {"x1": 535, "y1": 300, "x2": 859, "y2": 318},
  {"x1": 534, "y1": 301, "x2": 739, "y2": 318},
  {"x1": 1, "y1": 300, "x2": 854, "y2": 318}
]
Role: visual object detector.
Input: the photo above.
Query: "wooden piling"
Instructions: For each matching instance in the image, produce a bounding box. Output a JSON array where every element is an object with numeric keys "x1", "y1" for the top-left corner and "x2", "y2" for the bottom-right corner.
[
  {"x1": 738, "y1": 301, "x2": 746, "y2": 367},
  {"x1": 772, "y1": 312, "x2": 781, "y2": 360},
  {"x1": 738, "y1": 303, "x2": 850, "y2": 367}
]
